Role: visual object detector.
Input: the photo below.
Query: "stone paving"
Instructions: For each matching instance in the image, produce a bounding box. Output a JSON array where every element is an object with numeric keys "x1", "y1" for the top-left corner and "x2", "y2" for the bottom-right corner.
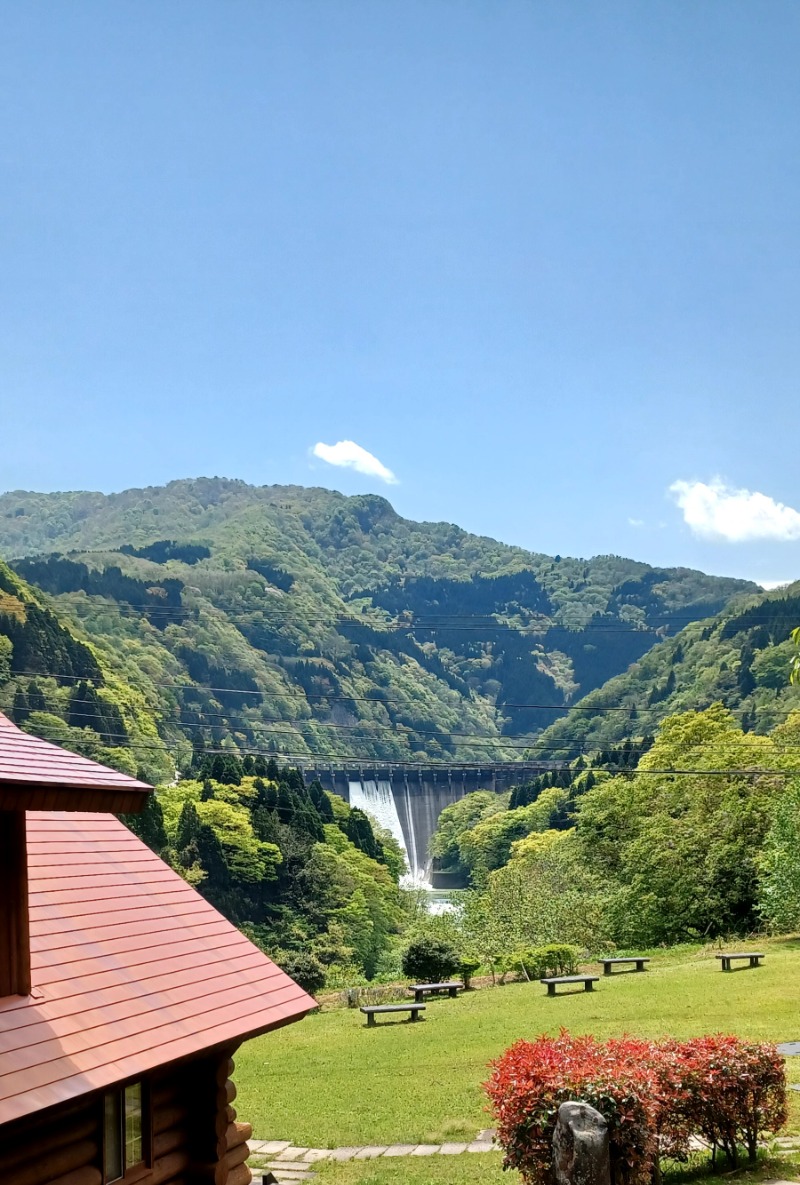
[{"x1": 248, "y1": 1131, "x2": 497, "y2": 1182}]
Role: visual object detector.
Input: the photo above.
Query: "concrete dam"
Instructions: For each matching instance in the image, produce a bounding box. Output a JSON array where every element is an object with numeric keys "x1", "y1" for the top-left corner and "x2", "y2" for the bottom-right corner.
[{"x1": 301, "y1": 763, "x2": 542, "y2": 886}]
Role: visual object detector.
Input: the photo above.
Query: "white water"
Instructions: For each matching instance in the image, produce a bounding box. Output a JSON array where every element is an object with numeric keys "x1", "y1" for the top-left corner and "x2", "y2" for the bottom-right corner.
[{"x1": 347, "y1": 778, "x2": 432, "y2": 889}]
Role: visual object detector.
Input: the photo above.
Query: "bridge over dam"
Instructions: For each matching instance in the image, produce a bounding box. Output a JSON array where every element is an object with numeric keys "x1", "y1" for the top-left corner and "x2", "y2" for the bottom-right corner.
[{"x1": 300, "y1": 762, "x2": 544, "y2": 886}]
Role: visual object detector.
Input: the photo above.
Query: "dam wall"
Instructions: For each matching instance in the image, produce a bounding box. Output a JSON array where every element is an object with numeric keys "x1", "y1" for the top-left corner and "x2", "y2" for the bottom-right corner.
[{"x1": 301, "y1": 763, "x2": 542, "y2": 884}]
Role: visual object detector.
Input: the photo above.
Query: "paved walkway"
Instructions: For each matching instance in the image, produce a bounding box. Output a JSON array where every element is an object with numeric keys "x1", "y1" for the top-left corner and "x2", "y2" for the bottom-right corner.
[{"x1": 248, "y1": 1131, "x2": 497, "y2": 1183}]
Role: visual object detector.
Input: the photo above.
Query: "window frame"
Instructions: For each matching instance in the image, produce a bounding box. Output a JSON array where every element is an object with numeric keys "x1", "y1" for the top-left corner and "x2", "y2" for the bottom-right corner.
[{"x1": 101, "y1": 1078, "x2": 151, "y2": 1184}]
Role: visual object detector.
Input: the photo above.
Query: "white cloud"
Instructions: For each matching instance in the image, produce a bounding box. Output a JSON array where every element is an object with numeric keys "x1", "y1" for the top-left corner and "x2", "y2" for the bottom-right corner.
[
  {"x1": 628, "y1": 517, "x2": 645, "y2": 528},
  {"x1": 670, "y1": 478, "x2": 800, "y2": 543},
  {"x1": 312, "y1": 440, "x2": 398, "y2": 485}
]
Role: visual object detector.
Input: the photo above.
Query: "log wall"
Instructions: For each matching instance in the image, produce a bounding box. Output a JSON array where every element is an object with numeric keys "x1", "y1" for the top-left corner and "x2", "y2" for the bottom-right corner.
[{"x1": 0, "y1": 1047, "x2": 252, "y2": 1185}]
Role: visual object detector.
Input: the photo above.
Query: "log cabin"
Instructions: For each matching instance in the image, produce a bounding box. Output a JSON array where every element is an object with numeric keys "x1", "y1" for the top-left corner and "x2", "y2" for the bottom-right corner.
[{"x1": 0, "y1": 712, "x2": 315, "y2": 1185}]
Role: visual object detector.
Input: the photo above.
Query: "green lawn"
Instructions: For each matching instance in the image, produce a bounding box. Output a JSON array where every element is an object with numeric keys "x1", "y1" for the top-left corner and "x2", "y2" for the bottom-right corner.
[
  {"x1": 236, "y1": 939, "x2": 800, "y2": 1148},
  {"x1": 307, "y1": 1151, "x2": 800, "y2": 1185}
]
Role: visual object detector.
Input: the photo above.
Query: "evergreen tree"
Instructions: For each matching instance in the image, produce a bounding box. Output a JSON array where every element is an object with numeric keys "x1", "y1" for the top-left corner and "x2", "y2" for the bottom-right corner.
[
  {"x1": 12, "y1": 685, "x2": 29, "y2": 724},
  {"x1": 125, "y1": 794, "x2": 169, "y2": 854},
  {"x1": 26, "y1": 680, "x2": 47, "y2": 713},
  {"x1": 200, "y1": 778, "x2": 215, "y2": 801},
  {"x1": 176, "y1": 800, "x2": 201, "y2": 853}
]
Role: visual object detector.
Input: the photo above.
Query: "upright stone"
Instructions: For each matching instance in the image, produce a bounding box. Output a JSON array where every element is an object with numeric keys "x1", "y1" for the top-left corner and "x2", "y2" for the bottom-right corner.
[{"x1": 553, "y1": 1102, "x2": 611, "y2": 1185}]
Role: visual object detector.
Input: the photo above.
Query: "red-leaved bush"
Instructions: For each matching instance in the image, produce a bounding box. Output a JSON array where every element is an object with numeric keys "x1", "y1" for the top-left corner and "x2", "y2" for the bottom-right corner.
[{"x1": 485, "y1": 1029, "x2": 786, "y2": 1185}]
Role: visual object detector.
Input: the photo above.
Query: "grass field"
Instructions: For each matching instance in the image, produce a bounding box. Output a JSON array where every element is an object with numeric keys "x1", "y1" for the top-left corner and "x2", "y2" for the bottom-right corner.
[
  {"x1": 236, "y1": 938, "x2": 800, "y2": 1148},
  {"x1": 306, "y1": 1150, "x2": 800, "y2": 1185}
]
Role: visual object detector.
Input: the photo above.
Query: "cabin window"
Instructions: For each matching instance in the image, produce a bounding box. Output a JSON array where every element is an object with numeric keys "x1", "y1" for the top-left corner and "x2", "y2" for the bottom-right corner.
[{"x1": 103, "y1": 1081, "x2": 147, "y2": 1182}]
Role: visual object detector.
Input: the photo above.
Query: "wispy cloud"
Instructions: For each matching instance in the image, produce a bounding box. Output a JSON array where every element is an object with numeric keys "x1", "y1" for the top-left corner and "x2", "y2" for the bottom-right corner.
[
  {"x1": 628, "y1": 517, "x2": 645, "y2": 528},
  {"x1": 312, "y1": 439, "x2": 398, "y2": 485},
  {"x1": 670, "y1": 478, "x2": 800, "y2": 542}
]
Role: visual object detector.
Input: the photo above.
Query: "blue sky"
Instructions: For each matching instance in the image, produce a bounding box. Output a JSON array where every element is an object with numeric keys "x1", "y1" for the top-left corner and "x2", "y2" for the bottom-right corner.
[{"x1": 2, "y1": 1, "x2": 800, "y2": 586}]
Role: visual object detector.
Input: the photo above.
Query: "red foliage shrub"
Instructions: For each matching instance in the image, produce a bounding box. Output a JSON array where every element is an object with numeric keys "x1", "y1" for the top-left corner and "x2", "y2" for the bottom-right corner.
[
  {"x1": 662, "y1": 1035, "x2": 787, "y2": 1166},
  {"x1": 486, "y1": 1030, "x2": 660, "y2": 1185},
  {"x1": 485, "y1": 1029, "x2": 787, "y2": 1185}
]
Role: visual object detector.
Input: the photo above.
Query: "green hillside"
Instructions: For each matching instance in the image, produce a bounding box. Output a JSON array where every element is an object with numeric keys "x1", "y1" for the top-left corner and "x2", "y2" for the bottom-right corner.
[
  {"x1": 0, "y1": 559, "x2": 170, "y2": 783},
  {"x1": 0, "y1": 477, "x2": 756, "y2": 769},
  {"x1": 535, "y1": 583, "x2": 800, "y2": 759}
]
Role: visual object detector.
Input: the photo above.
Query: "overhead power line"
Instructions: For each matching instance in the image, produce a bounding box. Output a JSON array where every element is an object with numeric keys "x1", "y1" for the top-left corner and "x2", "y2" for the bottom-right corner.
[{"x1": 15, "y1": 668, "x2": 800, "y2": 719}]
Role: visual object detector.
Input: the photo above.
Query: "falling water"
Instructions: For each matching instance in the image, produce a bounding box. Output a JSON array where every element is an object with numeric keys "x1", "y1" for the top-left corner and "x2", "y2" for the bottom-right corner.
[{"x1": 347, "y1": 778, "x2": 431, "y2": 888}]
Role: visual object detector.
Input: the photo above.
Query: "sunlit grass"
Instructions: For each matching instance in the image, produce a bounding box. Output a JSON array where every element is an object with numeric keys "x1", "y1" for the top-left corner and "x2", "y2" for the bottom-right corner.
[{"x1": 236, "y1": 937, "x2": 800, "y2": 1147}]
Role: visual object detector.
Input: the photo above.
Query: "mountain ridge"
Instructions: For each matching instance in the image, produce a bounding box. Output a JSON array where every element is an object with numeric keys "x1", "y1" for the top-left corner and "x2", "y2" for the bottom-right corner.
[{"x1": 0, "y1": 477, "x2": 758, "y2": 770}]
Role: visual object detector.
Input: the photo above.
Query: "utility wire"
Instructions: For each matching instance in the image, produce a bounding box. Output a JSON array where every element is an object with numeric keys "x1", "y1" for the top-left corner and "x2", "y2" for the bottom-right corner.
[{"x1": 16, "y1": 668, "x2": 800, "y2": 718}]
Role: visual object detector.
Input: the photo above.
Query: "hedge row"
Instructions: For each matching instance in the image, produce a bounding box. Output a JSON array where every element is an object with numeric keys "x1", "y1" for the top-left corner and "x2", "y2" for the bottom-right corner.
[{"x1": 485, "y1": 1029, "x2": 787, "y2": 1185}]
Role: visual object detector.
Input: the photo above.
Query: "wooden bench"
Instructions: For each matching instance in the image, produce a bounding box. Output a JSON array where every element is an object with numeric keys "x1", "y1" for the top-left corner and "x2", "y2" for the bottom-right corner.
[
  {"x1": 360, "y1": 1004, "x2": 426, "y2": 1026},
  {"x1": 715, "y1": 952, "x2": 764, "y2": 972},
  {"x1": 541, "y1": 975, "x2": 599, "y2": 996},
  {"x1": 599, "y1": 957, "x2": 650, "y2": 975},
  {"x1": 409, "y1": 981, "x2": 463, "y2": 1002}
]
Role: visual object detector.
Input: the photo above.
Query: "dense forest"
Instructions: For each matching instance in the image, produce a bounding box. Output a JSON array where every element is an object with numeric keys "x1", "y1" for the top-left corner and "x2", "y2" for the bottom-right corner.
[
  {"x1": 3, "y1": 479, "x2": 800, "y2": 985},
  {"x1": 425, "y1": 703, "x2": 800, "y2": 966},
  {"x1": 0, "y1": 477, "x2": 755, "y2": 770}
]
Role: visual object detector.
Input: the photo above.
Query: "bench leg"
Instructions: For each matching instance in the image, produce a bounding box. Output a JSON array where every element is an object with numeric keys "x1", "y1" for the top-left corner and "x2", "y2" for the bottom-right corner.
[
  {"x1": 449, "y1": 987, "x2": 457, "y2": 997},
  {"x1": 603, "y1": 965, "x2": 611, "y2": 976},
  {"x1": 367, "y1": 1012, "x2": 376, "y2": 1026},
  {"x1": 414, "y1": 991, "x2": 423, "y2": 1003},
  {"x1": 750, "y1": 957, "x2": 759, "y2": 968},
  {"x1": 636, "y1": 962, "x2": 645, "y2": 971},
  {"x1": 585, "y1": 981, "x2": 594, "y2": 991},
  {"x1": 411, "y1": 1010, "x2": 419, "y2": 1021},
  {"x1": 722, "y1": 959, "x2": 730, "y2": 971},
  {"x1": 547, "y1": 983, "x2": 556, "y2": 996}
]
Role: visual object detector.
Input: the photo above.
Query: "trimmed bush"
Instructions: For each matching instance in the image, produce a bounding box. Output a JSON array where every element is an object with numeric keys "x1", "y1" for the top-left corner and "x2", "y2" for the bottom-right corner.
[
  {"x1": 401, "y1": 936, "x2": 461, "y2": 983},
  {"x1": 485, "y1": 1029, "x2": 787, "y2": 1185},
  {"x1": 503, "y1": 943, "x2": 580, "y2": 981}
]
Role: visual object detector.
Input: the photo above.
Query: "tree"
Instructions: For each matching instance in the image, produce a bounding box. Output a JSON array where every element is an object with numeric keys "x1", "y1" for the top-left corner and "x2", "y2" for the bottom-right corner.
[
  {"x1": 401, "y1": 935, "x2": 461, "y2": 983},
  {"x1": 758, "y1": 777, "x2": 800, "y2": 931}
]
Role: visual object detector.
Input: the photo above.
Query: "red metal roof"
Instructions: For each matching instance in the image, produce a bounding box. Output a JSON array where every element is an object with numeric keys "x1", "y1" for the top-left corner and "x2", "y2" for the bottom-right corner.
[
  {"x1": 0, "y1": 713, "x2": 152, "y2": 812},
  {"x1": 0, "y1": 812, "x2": 315, "y2": 1125}
]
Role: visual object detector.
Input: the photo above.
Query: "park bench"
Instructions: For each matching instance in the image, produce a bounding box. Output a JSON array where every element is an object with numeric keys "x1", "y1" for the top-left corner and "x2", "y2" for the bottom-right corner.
[
  {"x1": 715, "y1": 952, "x2": 764, "y2": 972},
  {"x1": 360, "y1": 1003, "x2": 426, "y2": 1026},
  {"x1": 541, "y1": 975, "x2": 599, "y2": 996},
  {"x1": 599, "y1": 957, "x2": 650, "y2": 975},
  {"x1": 409, "y1": 980, "x2": 463, "y2": 1002}
]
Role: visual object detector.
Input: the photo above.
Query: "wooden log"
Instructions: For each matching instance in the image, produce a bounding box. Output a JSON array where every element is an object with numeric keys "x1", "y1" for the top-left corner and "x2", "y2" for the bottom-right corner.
[
  {"x1": 226, "y1": 1164, "x2": 252, "y2": 1185},
  {"x1": 220, "y1": 1079, "x2": 237, "y2": 1106},
  {"x1": 153, "y1": 1125, "x2": 191, "y2": 1160},
  {"x1": 214, "y1": 1106, "x2": 237, "y2": 1138},
  {"x1": 0, "y1": 1115, "x2": 96, "y2": 1172},
  {"x1": 227, "y1": 1121, "x2": 252, "y2": 1149},
  {"x1": 151, "y1": 1149, "x2": 192, "y2": 1185},
  {"x1": 223, "y1": 1141, "x2": 250, "y2": 1172},
  {"x1": 215, "y1": 1057, "x2": 235, "y2": 1086},
  {"x1": 153, "y1": 1103, "x2": 192, "y2": 1135},
  {"x1": 46, "y1": 1168, "x2": 102, "y2": 1185},
  {"x1": 12, "y1": 1140, "x2": 98, "y2": 1185}
]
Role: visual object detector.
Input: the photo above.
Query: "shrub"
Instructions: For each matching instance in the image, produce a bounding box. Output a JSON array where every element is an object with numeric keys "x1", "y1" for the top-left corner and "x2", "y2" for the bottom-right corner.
[
  {"x1": 664, "y1": 1035, "x2": 787, "y2": 1166},
  {"x1": 503, "y1": 943, "x2": 580, "y2": 981},
  {"x1": 278, "y1": 952, "x2": 326, "y2": 997},
  {"x1": 401, "y1": 936, "x2": 461, "y2": 983},
  {"x1": 486, "y1": 1030, "x2": 658, "y2": 1185},
  {"x1": 460, "y1": 955, "x2": 481, "y2": 989},
  {"x1": 485, "y1": 1029, "x2": 787, "y2": 1185}
]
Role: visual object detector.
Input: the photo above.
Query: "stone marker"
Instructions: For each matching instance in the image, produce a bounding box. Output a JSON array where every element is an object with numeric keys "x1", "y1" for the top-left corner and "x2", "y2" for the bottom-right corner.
[{"x1": 553, "y1": 1101, "x2": 611, "y2": 1185}]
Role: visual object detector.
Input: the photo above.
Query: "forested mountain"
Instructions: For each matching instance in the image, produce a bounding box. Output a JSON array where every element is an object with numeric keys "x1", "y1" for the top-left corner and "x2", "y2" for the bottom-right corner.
[
  {"x1": 535, "y1": 582, "x2": 800, "y2": 759},
  {"x1": 0, "y1": 477, "x2": 755, "y2": 772}
]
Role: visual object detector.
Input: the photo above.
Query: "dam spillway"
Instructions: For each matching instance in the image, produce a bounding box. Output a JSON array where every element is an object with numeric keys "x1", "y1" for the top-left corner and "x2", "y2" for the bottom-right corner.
[{"x1": 302, "y1": 763, "x2": 542, "y2": 885}]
